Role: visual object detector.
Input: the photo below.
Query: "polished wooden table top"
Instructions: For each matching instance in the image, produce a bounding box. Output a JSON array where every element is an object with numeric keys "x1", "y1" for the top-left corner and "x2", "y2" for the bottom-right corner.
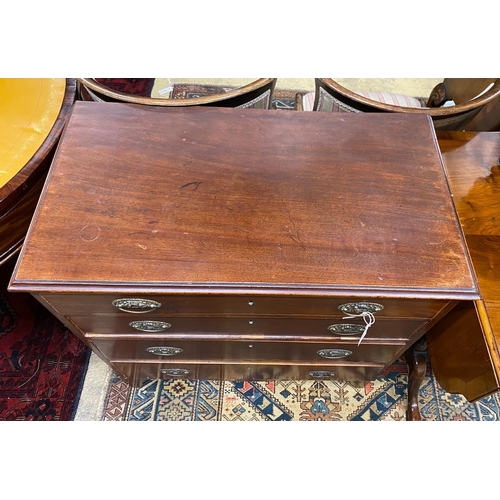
[
  {"x1": 437, "y1": 130, "x2": 500, "y2": 371},
  {"x1": 437, "y1": 131, "x2": 500, "y2": 235},
  {"x1": 11, "y1": 104, "x2": 477, "y2": 300}
]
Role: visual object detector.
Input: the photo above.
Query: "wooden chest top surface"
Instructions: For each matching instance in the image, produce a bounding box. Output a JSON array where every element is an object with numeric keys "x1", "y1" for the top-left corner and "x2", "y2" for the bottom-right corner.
[{"x1": 10, "y1": 103, "x2": 477, "y2": 298}]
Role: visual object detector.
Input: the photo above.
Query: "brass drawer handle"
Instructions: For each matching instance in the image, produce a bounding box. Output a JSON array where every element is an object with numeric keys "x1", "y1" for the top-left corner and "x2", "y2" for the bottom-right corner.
[
  {"x1": 338, "y1": 302, "x2": 381, "y2": 346},
  {"x1": 112, "y1": 298, "x2": 161, "y2": 313},
  {"x1": 146, "y1": 346, "x2": 182, "y2": 356},
  {"x1": 307, "y1": 370, "x2": 336, "y2": 379},
  {"x1": 161, "y1": 368, "x2": 191, "y2": 377},
  {"x1": 338, "y1": 302, "x2": 384, "y2": 315},
  {"x1": 327, "y1": 324, "x2": 366, "y2": 335},
  {"x1": 317, "y1": 348, "x2": 352, "y2": 359},
  {"x1": 129, "y1": 320, "x2": 171, "y2": 332}
]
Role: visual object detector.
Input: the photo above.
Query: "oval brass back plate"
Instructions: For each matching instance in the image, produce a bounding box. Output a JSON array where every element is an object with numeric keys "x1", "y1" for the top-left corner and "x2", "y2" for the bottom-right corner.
[
  {"x1": 327, "y1": 324, "x2": 365, "y2": 335},
  {"x1": 317, "y1": 348, "x2": 352, "y2": 359},
  {"x1": 146, "y1": 346, "x2": 182, "y2": 356},
  {"x1": 338, "y1": 302, "x2": 384, "y2": 314},
  {"x1": 307, "y1": 370, "x2": 336, "y2": 378},
  {"x1": 160, "y1": 368, "x2": 191, "y2": 377},
  {"x1": 112, "y1": 298, "x2": 162, "y2": 313},
  {"x1": 129, "y1": 320, "x2": 171, "y2": 332}
]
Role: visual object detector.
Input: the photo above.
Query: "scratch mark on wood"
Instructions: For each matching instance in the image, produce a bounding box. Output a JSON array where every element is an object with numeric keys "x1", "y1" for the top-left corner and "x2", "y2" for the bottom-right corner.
[
  {"x1": 180, "y1": 181, "x2": 203, "y2": 191},
  {"x1": 80, "y1": 225, "x2": 101, "y2": 241},
  {"x1": 281, "y1": 196, "x2": 306, "y2": 251}
]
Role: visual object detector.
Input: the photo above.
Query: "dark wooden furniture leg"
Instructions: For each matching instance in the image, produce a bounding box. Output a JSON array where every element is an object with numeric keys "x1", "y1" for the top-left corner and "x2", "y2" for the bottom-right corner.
[{"x1": 405, "y1": 345, "x2": 427, "y2": 420}]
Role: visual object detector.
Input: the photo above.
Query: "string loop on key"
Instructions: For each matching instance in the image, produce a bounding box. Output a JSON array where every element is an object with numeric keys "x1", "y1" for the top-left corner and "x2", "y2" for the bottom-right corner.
[{"x1": 342, "y1": 311, "x2": 376, "y2": 346}]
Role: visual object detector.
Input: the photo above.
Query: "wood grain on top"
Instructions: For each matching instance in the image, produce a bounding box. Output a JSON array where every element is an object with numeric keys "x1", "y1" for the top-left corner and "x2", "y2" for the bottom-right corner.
[
  {"x1": 11, "y1": 103, "x2": 477, "y2": 297},
  {"x1": 437, "y1": 131, "x2": 500, "y2": 236},
  {"x1": 438, "y1": 131, "x2": 500, "y2": 364}
]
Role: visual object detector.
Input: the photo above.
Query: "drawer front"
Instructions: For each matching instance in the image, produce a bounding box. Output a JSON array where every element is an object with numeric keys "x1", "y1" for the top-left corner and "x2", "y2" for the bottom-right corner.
[
  {"x1": 113, "y1": 361, "x2": 384, "y2": 383},
  {"x1": 41, "y1": 293, "x2": 448, "y2": 319},
  {"x1": 77, "y1": 315, "x2": 424, "y2": 340},
  {"x1": 113, "y1": 362, "x2": 223, "y2": 382},
  {"x1": 92, "y1": 338, "x2": 405, "y2": 364},
  {"x1": 222, "y1": 363, "x2": 384, "y2": 382}
]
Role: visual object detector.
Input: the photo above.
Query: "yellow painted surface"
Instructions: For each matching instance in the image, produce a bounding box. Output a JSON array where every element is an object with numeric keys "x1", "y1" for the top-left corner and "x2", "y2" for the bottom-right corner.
[{"x1": 0, "y1": 78, "x2": 66, "y2": 188}]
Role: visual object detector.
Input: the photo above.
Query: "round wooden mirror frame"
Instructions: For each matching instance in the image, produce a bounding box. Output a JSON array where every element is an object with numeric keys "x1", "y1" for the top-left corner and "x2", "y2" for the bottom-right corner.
[
  {"x1": 77, "y1": 78, "x2": 276, "y2": 106},
  {"x1": 317, "y1": 78, "x2": 500, "y2": 117}
]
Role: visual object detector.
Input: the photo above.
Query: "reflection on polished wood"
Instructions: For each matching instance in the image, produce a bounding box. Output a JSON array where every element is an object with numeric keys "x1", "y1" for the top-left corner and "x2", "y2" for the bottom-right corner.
[
  {"x1": 427, "y1": 132, "x2": 500, "y2": 401},
  {"x1": 437, "y1": 131, "x2": 500, "y2": 235}
]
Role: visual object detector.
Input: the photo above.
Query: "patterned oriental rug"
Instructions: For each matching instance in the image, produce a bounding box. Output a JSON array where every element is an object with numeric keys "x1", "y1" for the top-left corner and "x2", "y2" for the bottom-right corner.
[
  {"x1": 93, "y1": 350, "x2": 500, "y2": 421},
  {"x1": 0, "y1": 260, "x2": 90, "y2": 421},
  {"x1": 168, "y1": 83, "x2": 298, "y2": 110}
]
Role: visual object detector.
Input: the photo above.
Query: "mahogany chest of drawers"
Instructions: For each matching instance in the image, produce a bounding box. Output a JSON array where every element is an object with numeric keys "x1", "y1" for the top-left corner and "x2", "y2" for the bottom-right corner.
[{"x1": 9, "y1": 103, "x2": 479, "y2": 390}]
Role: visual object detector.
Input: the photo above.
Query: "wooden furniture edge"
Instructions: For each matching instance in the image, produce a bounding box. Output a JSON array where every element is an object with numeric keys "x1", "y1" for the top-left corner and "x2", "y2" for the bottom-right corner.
[
  {"x1": 77, "y1": 78, "x2": 276, "y2": 107},
  {"x1": 319, "y1": 78, "x2": 500, "y2": 116}
]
